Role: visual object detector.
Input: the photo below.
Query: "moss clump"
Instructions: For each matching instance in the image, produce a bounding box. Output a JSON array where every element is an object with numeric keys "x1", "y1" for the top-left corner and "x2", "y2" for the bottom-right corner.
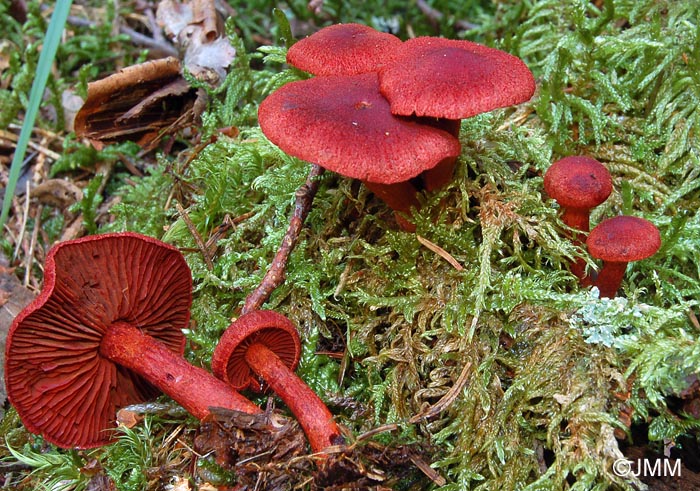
[{"x1": 4, "y1": 1, "x2": 700, "y2": 489}]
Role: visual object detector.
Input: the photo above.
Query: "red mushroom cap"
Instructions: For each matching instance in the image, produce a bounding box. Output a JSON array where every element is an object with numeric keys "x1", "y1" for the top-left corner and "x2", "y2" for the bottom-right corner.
[
  {"x1": 587, "y1": 216, "x2": 661, "y2": 263},
  {"x1": 258, "y1": 72, "x2": 461, "y2": 184},
  {"x1": 5, "y1": 232, "x2": 192, "y2": 448},
  {"x1": 544, "y1": 156, "x2": 613, "y2": 210},
  {"x1": 378, "y1": 37, "x2": 536, "y2": 119},
  {"x1": 211, "y1": 310, "x2": 301, "y2": 393},
  {"x1": 286, "y1": 23, "x2": 402, "y2": 76}
]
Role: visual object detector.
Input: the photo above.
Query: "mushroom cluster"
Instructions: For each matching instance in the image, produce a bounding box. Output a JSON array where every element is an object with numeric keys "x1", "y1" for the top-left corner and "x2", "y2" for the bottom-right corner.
[
  {"x1": 544, "y1": 156, "x2": 613, "y2": 283},
  {"x1": 260, "y1": 23, "x2": 536, "y2": 231},
  {"x1": 544, "y1": 156, "x2": 661, "y2": 298}
]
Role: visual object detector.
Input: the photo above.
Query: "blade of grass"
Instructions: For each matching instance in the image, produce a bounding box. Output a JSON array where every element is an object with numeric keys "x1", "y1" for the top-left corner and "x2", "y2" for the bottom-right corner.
[{"x1": 0, "y1": 2, "x2": 73, "y2": 231}]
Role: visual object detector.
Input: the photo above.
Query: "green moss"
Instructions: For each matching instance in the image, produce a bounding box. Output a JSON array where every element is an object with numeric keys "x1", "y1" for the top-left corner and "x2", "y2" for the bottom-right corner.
[{"x1": 4, "y1": 1, "x2": 700, "y2": 489}]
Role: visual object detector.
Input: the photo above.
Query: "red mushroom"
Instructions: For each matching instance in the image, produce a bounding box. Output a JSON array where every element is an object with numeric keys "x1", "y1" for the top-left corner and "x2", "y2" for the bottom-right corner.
[
  {"x1": 212, "y1": 310, "x2": 344, "y2": 454},
  {"x1": 543, "y1": 156, "x2": 613, "y2": 282},
  {"x1": 378, "y1": 37, "x2": 536, "y2": 190},
  {"x1": 286, "y1": 23, "x2": 402, "y2": 76},
  {"x1": 586, "y1": 216, "x2": 661, "y2": 298},
  {"x1": 5, "y1": 232, "x2": 260, "y2": 449},
  {"x1": 258, "y1": 72, "x2": 461, "y2": 231}
]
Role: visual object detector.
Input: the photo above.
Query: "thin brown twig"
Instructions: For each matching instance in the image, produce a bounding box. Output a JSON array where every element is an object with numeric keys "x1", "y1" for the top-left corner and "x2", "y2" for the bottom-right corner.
[
  {"x1": 65, "y1": 14, "x2": 179, "y2": 57},
  {"x1": 13, "y1": 180, "x2": 31, "y2": 262},
  {"x1": 688, "y1": 309, "x2": 700, "y2": 331},
  {"x1": 415, "y1": 0, "x2": 478, "y2": 32},
  {"x1": 24, "y1": 204, "x2": 42, "y2": 287},
  {"x1": 176, "y1": 202, "x2": 214, "y2": 270},
  {"x1": 355, "y1": 423, "x2": 399, "y2": 442},
  {"x1": 409, "y1": 361, "x2": 472, "y2": 424},
  {"x1": 409, "y1": 452, "x2": 447, "y2": 486},
  {"x1": 416, "y1": 235, "x2": 464, "y2": 271},
  {"x1": 242, "y1": 164, "x2": 325, "y2": 314}
]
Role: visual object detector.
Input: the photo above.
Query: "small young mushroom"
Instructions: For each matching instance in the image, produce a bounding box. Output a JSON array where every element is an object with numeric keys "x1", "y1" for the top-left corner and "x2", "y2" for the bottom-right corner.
[
  {"x1": 543, "y1": 156, "x2": 613, "y2": 282},
  {"x1": 258, "y1": 72, "x2": 461, "y2": 231},
  {"x1": 586, "y1": 216, "x2": 661, "y2": 298},
  {"x1": 378, "y1": 37, "x2": 536, "y2": 190},
  {"x1": 211, "y1": 310, "x2": 344, "y2": 454},
  {"x1": 5, "y1": 232, "x2": 261, "y2": 449},
  {"x1": 286, "y1": 23, "x2": 402, "y2": 76}
]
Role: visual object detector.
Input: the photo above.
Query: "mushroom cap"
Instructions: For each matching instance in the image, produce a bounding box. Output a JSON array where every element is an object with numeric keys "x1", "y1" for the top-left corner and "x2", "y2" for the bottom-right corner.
[
  {"x1": 378, "y1": 37, "x2": 536, "y2": 119},
  {"x1": 587, "y1": 216, "x2": 661, "y2": 263},
  {"x1": 258, "y1": 72, "x2": 461, "y2": 184},
  {"x1": 543, "y1": 156, "x2": 613, "y2": 210},
  {"x1": 286, "y1": 23, "x2": 402, "y2": 76},
  {"x1": 5, "y1": 232, "x2": 192, "y2": 448},
  {"x1": 211, "y1": 310, "x2": 301, "y2": 393}
]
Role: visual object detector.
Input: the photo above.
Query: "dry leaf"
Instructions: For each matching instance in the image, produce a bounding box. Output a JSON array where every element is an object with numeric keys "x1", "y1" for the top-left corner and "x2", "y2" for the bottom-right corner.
[
  {"x1": 74, "y1": 57, "x2": 203, "y2": 151},
  {"x1": 157, "y1": 0, "x2": 236, "y2": 82},
  {"x1": 0, "y1": 254, "x2": 36, "y2": 412}
]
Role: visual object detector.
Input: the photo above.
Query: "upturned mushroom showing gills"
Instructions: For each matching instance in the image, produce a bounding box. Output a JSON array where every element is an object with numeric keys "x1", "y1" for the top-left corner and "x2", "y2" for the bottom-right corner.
[
  {"x1": 5, "y1": 232, "x2": 260, "y2": 449},
  {"x1": 286, "y1": 23, "x2": 402, "y2": 76},
  {"x1": 586, "y1": 216, "x2": 661, "y2": 298},
  {"x1": 258, "y1": 72, "x2": 461, "y2": 231},
  {"x1": 378, "y1": 36, "x2": 536, "y2": 190},
  {"x1": 212, "y1": 310, "x2": 344, "y2": 454},
  {"x1": 543, "y1": 156, "x2": 613, "y2": 282}
]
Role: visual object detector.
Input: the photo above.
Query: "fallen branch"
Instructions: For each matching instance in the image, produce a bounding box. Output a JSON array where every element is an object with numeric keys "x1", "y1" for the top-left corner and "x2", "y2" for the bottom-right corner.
[{"x1": 242, "y1": 164, "x2": 324, "y2": 314}]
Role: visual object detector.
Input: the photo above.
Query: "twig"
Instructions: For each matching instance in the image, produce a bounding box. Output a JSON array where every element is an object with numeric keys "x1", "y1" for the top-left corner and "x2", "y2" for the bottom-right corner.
[
  {"x1": 689, "y1": 309, "x2": 700, "y2": 331},
  {"x1": 355, "y1": 423, "x2": 399, "y2": 442},
  {"x1": 409, "y1": 452, "x2": 447, "y2": 486},
  {"x1": 0, "y1": 128, "x2": 61, "y2": 161},
  {"x1": 415, "y1": 0, "x2": 478, "y2": 31},
  {"x1": 65, "y1": 14, "x2": 179, "y2": 57},
  {"x1": 13, "y1": 180, "x2": 31, "y2": 262},
  {"x1": 24, "y1": 204, "x2": 42, "y2": 287},
  {"x1": 144, "y1": 6, "x2": 166, "y2": 44},
  {"x1": 409, "y1": 361, "x2": 472, "y2": 424},
  {"x1": 416, "y1": 235, "x2": 464, "y2": 271},
  {"x1": 242, "y1": 164, "x2": 324, "y2": 314},
  {"x1": 176, "y1": 202, "x2": 214, "y2": 270}
]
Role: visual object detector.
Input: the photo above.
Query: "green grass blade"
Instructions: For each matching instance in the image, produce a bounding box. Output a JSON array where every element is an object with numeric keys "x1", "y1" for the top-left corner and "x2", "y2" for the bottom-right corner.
[{"x1": 0, "y1": 1, "x2": 73, "y2": 230}]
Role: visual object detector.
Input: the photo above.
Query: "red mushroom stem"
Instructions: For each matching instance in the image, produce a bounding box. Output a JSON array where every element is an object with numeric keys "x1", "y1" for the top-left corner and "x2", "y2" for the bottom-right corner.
[
  {"x1": 560, "y1": 207, "x2": 595, "y2": 284},
  {"x1": 417, "y1": 119, "x2": 461, "y2": 192},
  {"x1": 591, "y1": 262, "x2": 629, "y2": 300},
  {"x1": 244, "y1": 342, "x2": 342, "y2": 453},
  {"x1": 101, "y1": 322, "x2": 261, "y2": 419},
  {"x1": 362, "y1": 180, "x2": 421, "y2": 231}
]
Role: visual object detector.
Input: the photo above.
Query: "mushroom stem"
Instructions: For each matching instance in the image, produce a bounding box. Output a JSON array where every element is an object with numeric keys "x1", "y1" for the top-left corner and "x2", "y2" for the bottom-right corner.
[
  {"x1": 421, "y1": 155, "x2": 458, "y2": 192},
  {"x1": 362, "y1": 180, "x2": 421, "y2": 231},
  {"x1": 419, "y1": 118, "x2": 461, "y2": 192},
  {"x1": 560, "y1": 209, "x2": 592, "y2": 284},
  {"x1": 244, "y1": 342, "x2": 344, "y2": 453},
  {"x1": 560, "y1": 208, "x2": 592, "y2": 234},
  {"x1": 592, "y1": 261, "x2": 628, "y2": 298},
  {"x1": 100, "y1": 322, "x2": 261, "y2": 419}
]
